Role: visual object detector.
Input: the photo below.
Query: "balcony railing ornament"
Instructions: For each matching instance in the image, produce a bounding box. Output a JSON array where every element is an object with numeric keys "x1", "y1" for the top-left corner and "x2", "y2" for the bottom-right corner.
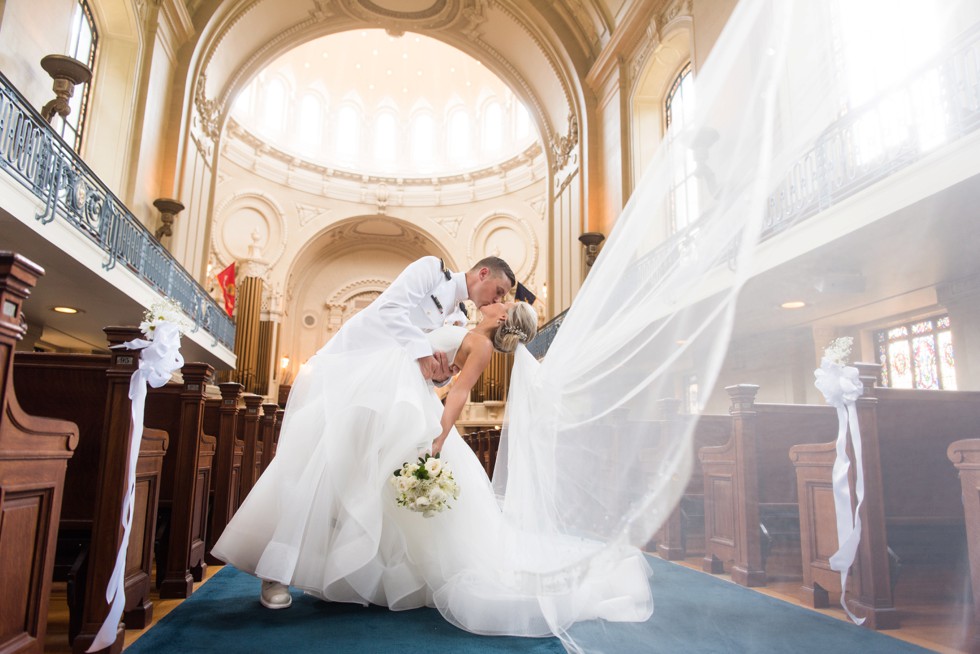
[{"x1": 39, "y1": 54, "x2": 92, "y2": 123}]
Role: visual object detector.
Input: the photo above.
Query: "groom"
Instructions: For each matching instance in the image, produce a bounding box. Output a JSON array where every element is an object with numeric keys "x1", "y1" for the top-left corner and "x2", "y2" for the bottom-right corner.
[{"x1": 259, "y1": 254, "x2": 515, "y2": 609}]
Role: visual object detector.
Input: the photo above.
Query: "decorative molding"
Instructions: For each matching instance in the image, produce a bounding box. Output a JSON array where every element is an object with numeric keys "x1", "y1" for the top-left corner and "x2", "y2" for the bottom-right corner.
[
  {"x1": 194, "y1": 72, "x2": 222, "y2": 142},
  {"x1": 212, "y1": 190, "x2": 289, "y2": 268},
  {"x1": 431, "y1": 214, "x2": 464, "y2": 237},
  {"x1": 296, "y1": 203, "x2": 332, "y2": 227},
  {"x1": 227, "y1": 117, "x2": 543, "y2": 186},
  {"x1": 550, "y1": 111, "x2": 579, "y2": 170},
  {"x1": 467, "y1": 212, "x2": 538, "y2": 280},
  {"x1": 329, "y1": 277, "x2": 390, "y2": 303}
]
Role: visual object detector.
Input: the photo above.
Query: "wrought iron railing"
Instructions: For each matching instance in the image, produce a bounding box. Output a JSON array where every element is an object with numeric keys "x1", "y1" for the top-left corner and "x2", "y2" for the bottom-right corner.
[
  {"x1": 0, "y1": 71, "x2": 235, "y2": 350},
  {"x1": 526, "y1": 309, "x2": 567, "y2": 360}
]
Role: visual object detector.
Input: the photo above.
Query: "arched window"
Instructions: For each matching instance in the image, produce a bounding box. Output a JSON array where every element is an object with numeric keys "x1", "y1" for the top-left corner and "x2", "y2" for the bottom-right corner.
[
  {"x1": 233, "y1": 83, "x2": 254, "y2": 117},
  {"x1": 410, "y1": 112, "x2": 436, "y2": 167},
  {"x1": 665, "y1": 62, "x2": 694, "y2": 131},
  {"x1": 665, "y1": 63, "x2": 698, "y2": 232},
  {"x1": 482, "y1": 101, "x2": 503, "y2": 153},
  {"x1": 263, "y1": 78, "x2": 288, "y2": 134},
  {"x1": 447, "y1": 109, "x2": 470, "y2": 163},
  {"x1": 298, "y1": 94, "x2": 323, "y2": 151},
  {"x1": 336, "y1": 105, "x2": 361, "y2": 160},
  {"x1": 57, "y1": 0, "x2": 97, "y2": 151},
  {"x1": 374, "y1": 111, "x2": 398, "y2": 166},
  {"x1": 515, "y1": 102, "x2": 531, "y2": 140}
]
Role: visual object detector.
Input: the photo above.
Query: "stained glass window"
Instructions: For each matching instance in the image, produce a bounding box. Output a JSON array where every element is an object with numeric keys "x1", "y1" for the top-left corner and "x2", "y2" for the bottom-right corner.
[
  {"x1": 55, "y1": 0, "x2": 97, "y2": 151},
  {"x1": 875, "y1": 315, "x2": 956, "y2": 390}
]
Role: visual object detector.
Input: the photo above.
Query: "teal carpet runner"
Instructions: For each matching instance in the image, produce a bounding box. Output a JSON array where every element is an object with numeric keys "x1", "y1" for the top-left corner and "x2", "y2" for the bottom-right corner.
[{"x1": 126, "y1": 557, "x2": 931, "y2": 653}]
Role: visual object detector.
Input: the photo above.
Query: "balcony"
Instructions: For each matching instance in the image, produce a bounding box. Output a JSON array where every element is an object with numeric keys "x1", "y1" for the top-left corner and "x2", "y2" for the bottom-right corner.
[{"x1": 0, "y1": 71, "x2": 235, "y2": 367}]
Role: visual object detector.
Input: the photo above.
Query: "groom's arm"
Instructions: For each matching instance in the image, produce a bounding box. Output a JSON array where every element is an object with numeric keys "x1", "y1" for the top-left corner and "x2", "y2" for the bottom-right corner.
[{"x1": 376, "y1": 256, "x2": 444, "y2": 361}]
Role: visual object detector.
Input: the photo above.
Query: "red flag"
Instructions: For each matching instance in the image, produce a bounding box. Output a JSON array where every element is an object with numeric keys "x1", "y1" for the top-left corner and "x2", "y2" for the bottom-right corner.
[{"x1": 216, "y1": 263, "x2": 236, "y2": 317}]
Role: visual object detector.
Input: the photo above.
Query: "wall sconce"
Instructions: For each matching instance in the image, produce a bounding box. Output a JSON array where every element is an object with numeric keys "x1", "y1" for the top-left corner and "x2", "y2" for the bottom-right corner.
[
  {"x1": 280, "y1": 356, "x2": 290, "y2": 370},
  {"x1": 153, "y1": 198, "x2": 185, "y2": 240},
  {"x1": 578, "y1": 232, "x2": 605, "y2": 267},
  {"x1": 39, "y1": 54, "x2": 92, "y2": 123}
]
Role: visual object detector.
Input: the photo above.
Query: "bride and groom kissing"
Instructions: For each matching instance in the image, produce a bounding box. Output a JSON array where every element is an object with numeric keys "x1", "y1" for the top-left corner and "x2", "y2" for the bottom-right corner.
[{"x1": 211, "y1": 255, "x2": 542, "y2": 613}]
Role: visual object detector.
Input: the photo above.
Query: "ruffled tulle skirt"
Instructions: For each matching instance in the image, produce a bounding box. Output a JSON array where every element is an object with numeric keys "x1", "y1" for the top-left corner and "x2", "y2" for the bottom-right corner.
[{"x1": 211, "y1": 343, "x2": 653, "y2": 637}]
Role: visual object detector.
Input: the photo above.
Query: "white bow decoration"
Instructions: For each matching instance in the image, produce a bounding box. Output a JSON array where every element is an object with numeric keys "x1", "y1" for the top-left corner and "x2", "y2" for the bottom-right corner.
[
  {"x1": 88, "y1": 319, "x2": 184, "y2": 651},
  {"x1": 813, "y1": 340, "x2": 865, "y2": 625}
]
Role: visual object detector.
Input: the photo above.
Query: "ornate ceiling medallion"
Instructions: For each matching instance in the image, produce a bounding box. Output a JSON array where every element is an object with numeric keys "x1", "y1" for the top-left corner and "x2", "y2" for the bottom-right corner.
[{"x1": 331, "y1": 0, "x2": 484, "y2": 32}]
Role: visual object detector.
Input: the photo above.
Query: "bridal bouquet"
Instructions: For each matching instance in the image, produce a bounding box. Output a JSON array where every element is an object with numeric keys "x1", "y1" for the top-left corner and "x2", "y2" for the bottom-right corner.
[{"x1": 390, "y1": 454, "x2": 459, "y2": 517}]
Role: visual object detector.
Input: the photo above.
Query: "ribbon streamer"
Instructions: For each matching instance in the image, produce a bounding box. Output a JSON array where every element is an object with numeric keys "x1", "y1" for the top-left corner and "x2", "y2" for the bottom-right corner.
[
  {"x1": 814, "y1": 358, "x2": 865, "y2": 624},
  {"x1": 88, "y1": 322, "x2": 183, "y2": 652}
]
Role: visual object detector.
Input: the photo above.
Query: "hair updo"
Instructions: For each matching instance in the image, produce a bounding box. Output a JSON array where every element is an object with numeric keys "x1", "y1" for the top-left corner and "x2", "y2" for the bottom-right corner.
[{"x1": 493, "y1": 303, "x2": 539, "y2": 354}]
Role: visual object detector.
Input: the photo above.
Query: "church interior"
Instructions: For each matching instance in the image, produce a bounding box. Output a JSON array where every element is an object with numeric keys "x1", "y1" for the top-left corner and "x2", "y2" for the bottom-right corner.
[{"x1": 2, "y1": 0, "x2": 980, "y2": 652}]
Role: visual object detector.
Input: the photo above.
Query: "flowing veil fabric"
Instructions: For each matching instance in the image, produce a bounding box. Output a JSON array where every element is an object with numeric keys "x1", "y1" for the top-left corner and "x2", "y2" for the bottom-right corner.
[{"x1": 489, "y1": 0, "x2": 979, "y2": 651}]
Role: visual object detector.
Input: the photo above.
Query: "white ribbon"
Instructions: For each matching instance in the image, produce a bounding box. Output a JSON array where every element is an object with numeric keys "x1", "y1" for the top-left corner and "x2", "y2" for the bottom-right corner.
[
  {"x1": 814, "y1": 357, "x2": 865, "y2": 624},
  {"x1": 88, "y1": 322, "x2": 183, "y2": 652}
]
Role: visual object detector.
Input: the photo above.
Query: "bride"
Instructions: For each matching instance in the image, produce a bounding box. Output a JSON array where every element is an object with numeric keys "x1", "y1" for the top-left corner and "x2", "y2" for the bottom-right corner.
[{"x1": 212, "y1": 299, "x2": 652, "y2": 635}]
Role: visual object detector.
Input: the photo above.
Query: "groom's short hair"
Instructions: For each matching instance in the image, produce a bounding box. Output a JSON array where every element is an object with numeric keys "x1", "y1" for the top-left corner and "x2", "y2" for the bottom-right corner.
[{"x1": 471, "y1": 257, "x2": 515, "y2": 287}]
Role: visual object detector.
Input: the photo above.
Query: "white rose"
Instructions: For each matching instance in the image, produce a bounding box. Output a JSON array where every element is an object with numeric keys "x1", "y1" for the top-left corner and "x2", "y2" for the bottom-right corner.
[
  {"x1": 414, "y1": 497, "x2": 430, "y2": 508},
  {"x1": 428, "y1": 488, "x2": 446, "y2": 503},
  {"x1": 424, "y1": 457, "x2": 443, "y2": 476}
]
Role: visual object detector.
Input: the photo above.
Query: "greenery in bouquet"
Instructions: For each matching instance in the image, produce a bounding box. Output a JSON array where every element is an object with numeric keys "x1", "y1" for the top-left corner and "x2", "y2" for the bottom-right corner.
[{"x1": 390, "y1": 453, "x2": 459, "y2": 518}]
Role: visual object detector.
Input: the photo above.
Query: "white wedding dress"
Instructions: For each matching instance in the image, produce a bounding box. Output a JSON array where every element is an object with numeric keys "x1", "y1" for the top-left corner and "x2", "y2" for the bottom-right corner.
[{"x1": 211, "y1": 325, "x2": 652, "y2": 637}]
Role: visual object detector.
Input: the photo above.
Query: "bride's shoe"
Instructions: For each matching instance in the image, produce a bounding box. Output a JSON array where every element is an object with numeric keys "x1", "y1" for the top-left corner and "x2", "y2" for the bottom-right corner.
[{"x1": 260, "y1": 580, "x2": 292, "y2": 609}]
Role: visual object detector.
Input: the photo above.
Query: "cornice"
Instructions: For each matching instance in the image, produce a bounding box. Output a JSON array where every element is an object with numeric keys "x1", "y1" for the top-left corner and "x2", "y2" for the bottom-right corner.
[{"x1": 585, "y1": 0, "x2": 662, "y2": 91}]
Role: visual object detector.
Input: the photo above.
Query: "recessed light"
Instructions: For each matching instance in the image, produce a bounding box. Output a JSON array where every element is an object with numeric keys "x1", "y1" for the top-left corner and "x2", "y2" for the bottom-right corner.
[
  {"x1": 781, "y1": 301, "x2": 806, "y2": 309},
  {"x1": 52, "y1": 306, "x2": 81, "y2": 314}
]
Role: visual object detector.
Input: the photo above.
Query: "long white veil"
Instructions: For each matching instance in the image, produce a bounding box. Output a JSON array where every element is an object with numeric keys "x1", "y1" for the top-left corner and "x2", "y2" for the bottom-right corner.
[{"x1": 493, "y1": 0, "x2": 980, "y2": 651}]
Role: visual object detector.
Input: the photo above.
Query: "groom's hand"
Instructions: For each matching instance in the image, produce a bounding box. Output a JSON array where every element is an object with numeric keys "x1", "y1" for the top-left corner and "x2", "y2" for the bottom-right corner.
[{"x1": 419, "y1": 352, "x2": 451, "y2": 382}]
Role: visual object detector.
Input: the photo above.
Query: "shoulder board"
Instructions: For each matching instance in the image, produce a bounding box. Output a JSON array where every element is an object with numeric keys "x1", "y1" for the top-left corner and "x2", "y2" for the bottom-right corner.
[{"x1": 438, "y1": 258, "x2": 451, "y2": 280}]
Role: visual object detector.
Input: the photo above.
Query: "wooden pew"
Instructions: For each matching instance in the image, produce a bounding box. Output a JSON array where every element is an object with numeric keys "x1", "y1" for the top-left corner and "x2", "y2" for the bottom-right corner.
[
  {"x1": 14, "y1": 336, "x2": 168, "y2": 641},
  {"x1": 238, "y1": 393, "x2": 264, "y2": 501},
  {"x1": 0, "y1": 252, "x2": 77, "y2": 654},
  {"x1": 260, "y1": 402, "x2": 278, "y2": 473},
  {"x1": 485, "y1": 428, "x2": 501, "y2": 479},
  {"x1": 144, "y1": 363, "x2": 216, "y2": 599},
  {"x1": 656, "y1": 411, "x2": 731, "y2": 561},
  {"x1": 699, "y1": 384, "x2": 838, "y2": 587},
  {"x1": 273, "y1": 407, "x2": 283, "y2": 459},
  {"x1": 791, "y1": 363, "x2": 978, "y2": 629},
  {"x1": 204, "y1": 382, "x2": 243, "y2": 566},
  {"x1": 948, "y1": 439, "x2": 980, "y2": 628}
]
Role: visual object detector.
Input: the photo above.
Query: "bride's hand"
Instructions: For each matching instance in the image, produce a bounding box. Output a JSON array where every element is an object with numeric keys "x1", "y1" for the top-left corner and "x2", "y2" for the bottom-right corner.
[{"x1": 430, "y1": 435, "x2": 447, "y2": 457}]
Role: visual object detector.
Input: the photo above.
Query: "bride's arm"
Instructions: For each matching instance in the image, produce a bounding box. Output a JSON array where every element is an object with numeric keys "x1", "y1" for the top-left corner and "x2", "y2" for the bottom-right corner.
[{"x1": 431, "y1": 336, "x2": 491, "y2": 456}]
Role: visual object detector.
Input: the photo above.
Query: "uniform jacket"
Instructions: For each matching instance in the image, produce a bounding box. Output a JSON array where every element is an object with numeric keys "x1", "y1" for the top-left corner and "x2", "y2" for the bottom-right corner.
[{"x1": 324, "y1": 256, "x2": 468, "y2": 360}]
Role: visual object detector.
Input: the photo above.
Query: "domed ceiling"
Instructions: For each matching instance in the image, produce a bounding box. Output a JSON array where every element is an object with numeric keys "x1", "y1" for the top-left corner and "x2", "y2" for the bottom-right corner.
[{"x1": 230, "y1": 28, "x2": 538, "y2": 177}]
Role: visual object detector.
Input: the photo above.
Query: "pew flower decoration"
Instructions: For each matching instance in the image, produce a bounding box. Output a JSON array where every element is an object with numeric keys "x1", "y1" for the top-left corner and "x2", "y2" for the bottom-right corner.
[
  {"x1": 88, "y1": 298, "x2": 186, "y2": 652},
  {"x1": 814, "y1": 337, "x2": 863, "y2": 406},
  {"x1": 390, "y1": 454, "x2": 459, "y2": 518},
  {"x1": 813, "y1": 335, "x2": 866, "y2": 626},
  {"x1": 139, "y1": 297, "x2": 190, "y2": 340}
]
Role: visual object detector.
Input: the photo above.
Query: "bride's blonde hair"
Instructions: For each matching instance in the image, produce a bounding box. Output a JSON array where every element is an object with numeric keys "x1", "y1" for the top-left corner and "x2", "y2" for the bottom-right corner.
[{"x1": 493, "y1": 303, "x2": 538, "y2": 354}]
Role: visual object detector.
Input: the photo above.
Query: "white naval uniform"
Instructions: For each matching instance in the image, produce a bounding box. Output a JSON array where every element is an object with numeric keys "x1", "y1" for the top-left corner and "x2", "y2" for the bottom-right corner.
[{"x1": 323, "y1": 256, "x2": 468, "y2": 361}]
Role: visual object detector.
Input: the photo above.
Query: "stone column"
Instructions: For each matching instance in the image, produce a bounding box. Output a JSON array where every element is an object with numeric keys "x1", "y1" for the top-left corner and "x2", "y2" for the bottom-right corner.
[{"x1": 233, "y1": 254, "x2": 267, "y2": 395}]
